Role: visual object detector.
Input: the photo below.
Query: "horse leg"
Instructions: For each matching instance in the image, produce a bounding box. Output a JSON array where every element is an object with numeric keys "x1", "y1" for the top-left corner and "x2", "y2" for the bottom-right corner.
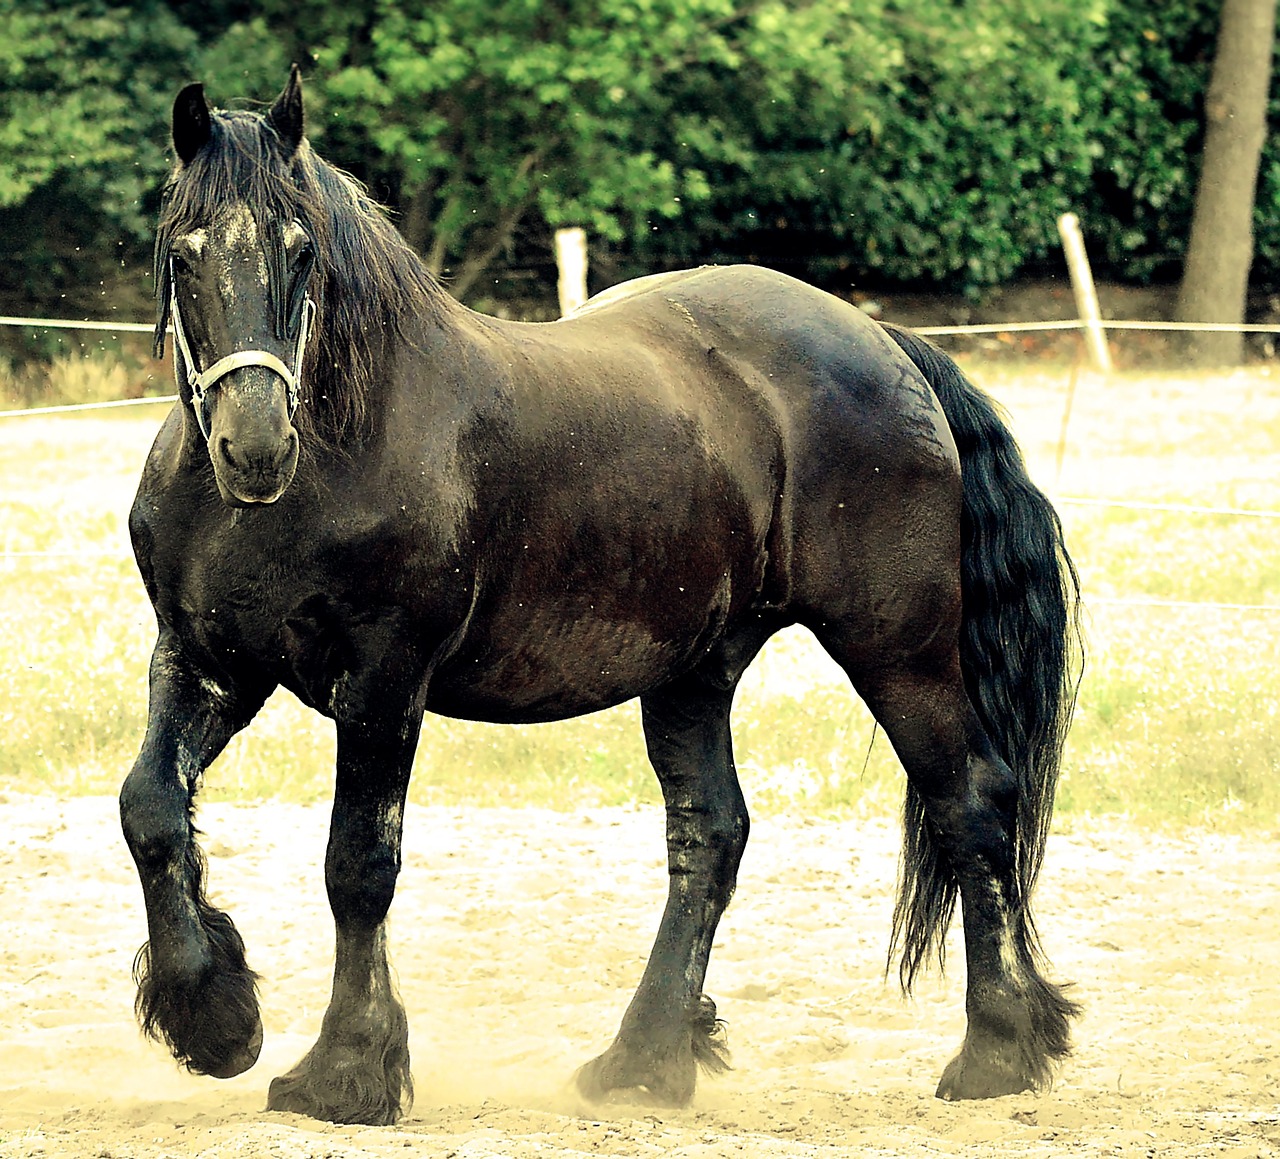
[
  {"x1": 118, "y1": 635, "x2": 267, "y2": 1079},
  {"x1": 266, "y1": 705, "x2": 421, "y2": 1124},
  {"x1": 840, "y1": 649, "x2": 1076, "y2": 1099},
  {"x1": 577, "y1": 668, "x2": 749, "y2": 1106}
]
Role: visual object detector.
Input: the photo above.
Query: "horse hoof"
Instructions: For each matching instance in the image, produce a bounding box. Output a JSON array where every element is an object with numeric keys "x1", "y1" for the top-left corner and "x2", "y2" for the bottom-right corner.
[
  {"x1": 266, "y1": 1041, "x2": 410, "y2": 1126},
  {"x1": 935, "y1": 1045, "x2": 1033, "y2": 1101},
  {"x1": 204, "y1": 1014, "x2": 263, "y2": 1079},
  {"x1": 575, "y1": 1051, "x2": 695, "y2": 1108},
  {"x1": 267, "y1": 1071, "x2": 403, "y2": 1125}
]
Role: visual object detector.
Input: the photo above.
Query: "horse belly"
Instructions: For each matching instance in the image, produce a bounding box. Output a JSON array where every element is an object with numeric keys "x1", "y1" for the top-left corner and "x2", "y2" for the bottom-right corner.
[
  {"x1": 425, "y1": 556, "x2": 746, "y2": 724},
  {"x1": 425, "y1": 618, "x2": 667, "y2": 722}
]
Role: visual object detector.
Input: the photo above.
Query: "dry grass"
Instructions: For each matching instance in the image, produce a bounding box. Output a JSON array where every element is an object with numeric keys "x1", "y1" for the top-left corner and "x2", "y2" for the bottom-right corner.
[
  {"x1": 0, "y1": 330, "x2": 167, "y2": 409},
  {"x1": 2, "y1": 359, "x2": 1280, "y2": 828}
]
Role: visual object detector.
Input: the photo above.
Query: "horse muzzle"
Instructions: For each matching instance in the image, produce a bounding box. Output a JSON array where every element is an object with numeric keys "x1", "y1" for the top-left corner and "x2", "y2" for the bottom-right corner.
[{"x1": 204, "y1": 366, "x2": 301, "y2": 505}]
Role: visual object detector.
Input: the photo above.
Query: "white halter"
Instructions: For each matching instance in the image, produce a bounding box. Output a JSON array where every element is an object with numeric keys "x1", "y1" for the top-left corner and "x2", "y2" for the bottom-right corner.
[{"x1": 169, "y1": 260, "x2": 315, "y2": 441}]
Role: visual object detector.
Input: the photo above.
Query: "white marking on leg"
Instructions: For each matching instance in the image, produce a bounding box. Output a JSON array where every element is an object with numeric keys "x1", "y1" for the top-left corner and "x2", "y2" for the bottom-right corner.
[
  {"x1": 989, "y1": 877, "x2": 1026, "y2": 984},
  {"x1": 378, "y1": 798, "x2": 404, "y2": 847}
]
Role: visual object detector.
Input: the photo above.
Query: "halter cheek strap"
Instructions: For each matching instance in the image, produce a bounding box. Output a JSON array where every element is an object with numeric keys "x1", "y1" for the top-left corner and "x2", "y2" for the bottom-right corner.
[{"x1": 168, "y1": 267, "x2": 316, "y2": 441}]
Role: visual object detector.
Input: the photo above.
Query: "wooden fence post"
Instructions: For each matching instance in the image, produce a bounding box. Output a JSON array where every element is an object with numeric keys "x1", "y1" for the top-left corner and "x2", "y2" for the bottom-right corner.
[
  {"x1": 554, "y1": 227, "x2": 588, "y2": 317},
  {"x1": 1057, "y1": 213, "x2": 1113, "y2": 373}
]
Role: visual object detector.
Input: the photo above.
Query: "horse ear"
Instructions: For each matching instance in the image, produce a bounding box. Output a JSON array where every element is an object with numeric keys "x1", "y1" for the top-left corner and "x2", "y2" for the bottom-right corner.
[
  {"x1": 173, "y1": 82, "x2": 212, "y2": 165},
  {"x1": 268, "y1": 64, "x2": 305, "y2": 158}
]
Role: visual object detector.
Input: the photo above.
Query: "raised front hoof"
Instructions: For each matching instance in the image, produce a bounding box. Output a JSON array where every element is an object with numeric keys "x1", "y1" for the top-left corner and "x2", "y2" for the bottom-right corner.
[
  {"x1": 201, "y1": 1014, "x2": 263, "y2": 1079},
  {"x1": 134, "y1": 933, "x2": 263, "y2": 1080},
  {"x1": 935, "y1": 1042, "x2": 1037, "y2": 1101}
]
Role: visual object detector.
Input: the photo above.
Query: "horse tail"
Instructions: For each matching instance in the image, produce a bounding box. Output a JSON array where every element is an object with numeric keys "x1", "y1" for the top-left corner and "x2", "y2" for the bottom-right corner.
[{"x1": 879, "y1": 322, "x2": 1082, "y2": 990}]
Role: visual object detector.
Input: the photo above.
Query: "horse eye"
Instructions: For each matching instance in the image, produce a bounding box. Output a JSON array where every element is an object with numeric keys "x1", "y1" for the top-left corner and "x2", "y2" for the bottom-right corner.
[{"x1": 170, "y1": 253, "x2": 192, "y2": 277}]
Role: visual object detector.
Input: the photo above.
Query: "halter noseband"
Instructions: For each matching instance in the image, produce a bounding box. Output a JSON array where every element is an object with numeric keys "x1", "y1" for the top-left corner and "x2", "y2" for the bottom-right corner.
[{"x1": 168, "y1": 257, "x2": 316, "y2": 441}]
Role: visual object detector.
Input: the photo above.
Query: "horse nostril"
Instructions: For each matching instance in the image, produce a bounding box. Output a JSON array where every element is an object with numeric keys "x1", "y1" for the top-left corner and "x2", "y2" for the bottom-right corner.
[
  {"x1": 218, "y1": 437, "x2": 240, "y2": 470},
  {"x1": 272, "y1": 431, "x2": 299, "y2": 472}
]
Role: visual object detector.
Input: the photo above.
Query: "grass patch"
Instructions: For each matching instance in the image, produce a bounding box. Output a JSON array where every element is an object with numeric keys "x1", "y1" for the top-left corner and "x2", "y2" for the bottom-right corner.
[
  {"x1": 1062, "y1": 604, "x2": 1280, "y2": 825},
  {"x1": 3, "y1": 361, "x2": 1280, "y2": 830}
]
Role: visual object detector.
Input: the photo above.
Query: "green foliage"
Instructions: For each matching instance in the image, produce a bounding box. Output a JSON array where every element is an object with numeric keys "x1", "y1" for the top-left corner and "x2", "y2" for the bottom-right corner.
[
  {"x1": 297, "y1": 0, "x2": 763, "y2": 297},
  {"x1": 859, "y1": 1, "x2": 1103, "y2": 286},
  {"x1": 623, "y1": 0, "x2": 1272, "y2": 295},
  {"x1": 1069, "y1": 0, "x2": 1220, "y2": 282},
  {"x1": 193, "y1": 17, "x2": 294, "y2": 103},
  {"x1": 634, "y1": 0, "x2": 1110, "y2": 291},
  {"x1": 0, "y1": 0, "x2": 194, "y2": 316},
  {"x1": 0, "y1": 0, "x2": 1276, "y2": 320}
]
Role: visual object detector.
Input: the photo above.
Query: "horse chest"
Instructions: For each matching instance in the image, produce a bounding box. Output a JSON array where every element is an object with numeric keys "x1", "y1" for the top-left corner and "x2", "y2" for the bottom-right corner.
[
  {"x1": 165, "y1": 553, "x2": 304, "y2": 662},
  {"x1": 166, "y1": 577, "x2": 374, "y2": 715}
]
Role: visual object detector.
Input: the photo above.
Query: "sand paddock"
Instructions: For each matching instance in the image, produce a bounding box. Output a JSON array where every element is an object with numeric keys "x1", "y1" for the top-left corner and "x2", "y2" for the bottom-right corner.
[{"x1": 1, "y1": 794, "x2": 1278, "y2": 1157}]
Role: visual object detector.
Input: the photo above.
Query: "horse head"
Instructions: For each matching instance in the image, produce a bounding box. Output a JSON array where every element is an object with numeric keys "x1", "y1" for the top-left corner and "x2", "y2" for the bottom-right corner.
[{"x1": 159, "y1": 69, "x2": 317, "y2": 506}]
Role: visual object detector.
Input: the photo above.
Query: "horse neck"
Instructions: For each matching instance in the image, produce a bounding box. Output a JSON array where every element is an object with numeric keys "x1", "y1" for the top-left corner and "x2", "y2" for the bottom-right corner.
[{"x1": 317, "y1": 289, "x2": 488, "y2": 455}]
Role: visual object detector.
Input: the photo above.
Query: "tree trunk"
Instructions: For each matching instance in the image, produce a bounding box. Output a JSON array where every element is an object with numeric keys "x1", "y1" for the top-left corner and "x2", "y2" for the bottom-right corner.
[
  {"x1": 446, "y1": 195, "x2": 535, "y2": 301},
  {"x1": 1174, "y1": 0, "x2": 1276, "y2": 366},
  {"x1": 443, "y1": 148, "x2": 545, "y2": 301}
]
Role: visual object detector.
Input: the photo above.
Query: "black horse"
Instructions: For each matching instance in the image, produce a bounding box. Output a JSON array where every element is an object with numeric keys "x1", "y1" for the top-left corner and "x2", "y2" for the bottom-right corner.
[{"x1": 120, "y1": 69, "x2": 1081, "y2": 1125}]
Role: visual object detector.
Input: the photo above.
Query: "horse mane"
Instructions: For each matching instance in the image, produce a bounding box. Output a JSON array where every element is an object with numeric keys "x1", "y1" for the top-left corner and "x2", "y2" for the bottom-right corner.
[{"x1": 153, "y1": 107, "x2": 450, "y2": 450}]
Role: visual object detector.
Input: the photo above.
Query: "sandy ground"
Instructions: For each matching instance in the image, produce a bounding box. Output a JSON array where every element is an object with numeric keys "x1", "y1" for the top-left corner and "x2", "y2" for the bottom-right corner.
[{"x1": 0, "y1": 795, "x2": 1278, "y2": 1158}]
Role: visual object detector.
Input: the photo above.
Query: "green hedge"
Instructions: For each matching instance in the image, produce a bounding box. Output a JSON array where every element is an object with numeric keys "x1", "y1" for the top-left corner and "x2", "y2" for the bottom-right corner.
[
  {"x1": 0, "y1": 0, "x2": 1274, "y2": 323},
  {"x1": 628, "y1": 0, "x2": 1270, "y2": 294}
]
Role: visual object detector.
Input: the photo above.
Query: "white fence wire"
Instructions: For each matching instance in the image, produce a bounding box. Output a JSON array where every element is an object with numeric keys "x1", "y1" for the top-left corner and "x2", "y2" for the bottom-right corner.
[{"x1": 3, "y1": 311, "x2": 1280, "y2": 613}]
